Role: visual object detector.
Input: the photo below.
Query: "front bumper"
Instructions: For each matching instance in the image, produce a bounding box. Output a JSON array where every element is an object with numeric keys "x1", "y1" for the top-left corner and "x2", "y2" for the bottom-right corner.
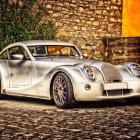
[{"x1": 73, "y1": 81, "x2": 140, "y2": 101}]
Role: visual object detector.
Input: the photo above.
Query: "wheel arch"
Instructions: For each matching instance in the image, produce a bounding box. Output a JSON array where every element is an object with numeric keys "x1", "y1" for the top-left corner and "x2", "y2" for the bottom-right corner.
[
  {"x1": 49, "y1": 70, "x2": 73, "y2": 99},
  {"x1": 48, "y1": 64, "x2": 89, "y2": 100}
]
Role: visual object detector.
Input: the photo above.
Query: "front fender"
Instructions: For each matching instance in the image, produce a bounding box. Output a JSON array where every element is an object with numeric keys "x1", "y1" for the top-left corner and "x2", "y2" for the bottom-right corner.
[
  {"x1": 48, "y1": 64, "x2": 88, "y2": 84},
  {"x1": 37, "y1": 64, "x2": 104, "y2": 99}
]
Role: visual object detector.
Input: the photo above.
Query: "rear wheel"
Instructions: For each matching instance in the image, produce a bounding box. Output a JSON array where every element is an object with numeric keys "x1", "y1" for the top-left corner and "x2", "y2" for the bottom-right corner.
[
  {"x1": 0, "y1": 79, "x2": 3, "y2": 99},
  {"x1": 52, "y1": 73, "x2": 76, "y2": 108}
]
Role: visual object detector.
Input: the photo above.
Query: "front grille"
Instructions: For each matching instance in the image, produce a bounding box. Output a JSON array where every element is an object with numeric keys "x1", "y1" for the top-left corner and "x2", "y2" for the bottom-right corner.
[
  {"x1": 101, "y1": 63, "x2": 121, "y2": 83},
  {"x1": 103, "y1": 89, "x2": 130, "y2": 96},
  {"x1": 105, "y1": 90, "x2": 122, "y2": 96}
]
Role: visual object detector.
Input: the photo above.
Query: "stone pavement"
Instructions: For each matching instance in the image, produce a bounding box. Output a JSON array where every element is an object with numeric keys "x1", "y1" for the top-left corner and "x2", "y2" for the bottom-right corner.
[{"x1": 0, "y1": 96, "x2": 139, "y2": 140}]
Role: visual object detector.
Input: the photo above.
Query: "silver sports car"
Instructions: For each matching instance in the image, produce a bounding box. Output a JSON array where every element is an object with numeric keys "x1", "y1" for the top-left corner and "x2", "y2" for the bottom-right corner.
[{"x1": 0, "y1": 40, "x2": 140, "y2": 108}]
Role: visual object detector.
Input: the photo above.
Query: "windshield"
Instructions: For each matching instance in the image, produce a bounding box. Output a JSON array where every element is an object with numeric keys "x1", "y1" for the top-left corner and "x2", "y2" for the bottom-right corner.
[{"x1": 28, "y1": 45, "x2": 81, "y2": 57}]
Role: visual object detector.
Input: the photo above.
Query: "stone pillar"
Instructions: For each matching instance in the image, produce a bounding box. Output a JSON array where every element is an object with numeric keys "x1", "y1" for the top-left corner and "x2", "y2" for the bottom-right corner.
[{"x1": 107, "y1": 37, "x2": 140, "y2": 64}]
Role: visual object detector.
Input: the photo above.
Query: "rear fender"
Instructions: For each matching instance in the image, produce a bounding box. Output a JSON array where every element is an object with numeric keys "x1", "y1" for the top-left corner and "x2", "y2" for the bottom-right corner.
[{"x1": 0, "y1": 61, "x2": 9, "y2": 93}]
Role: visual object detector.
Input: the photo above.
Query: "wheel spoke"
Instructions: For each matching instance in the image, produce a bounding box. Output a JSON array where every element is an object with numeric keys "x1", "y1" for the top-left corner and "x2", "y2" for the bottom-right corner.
[
  {"x1": 59, "y1": 95, "x2": 64, "y2": 105},
  {"x1": 62, "y1": 82, "x2": 66, "y2": 89},
  {"x1": 55, "y1": 81, "x2": 59, "y2": 87},
  {"x1": 54, "y1": 85, "x2": 59, "y2": 90},
  {"x1": 59, "y1": 77, "x2": 62, "y2": 85},
  {"x1": 62, "y1": 90, "x2": 67, "y2": 96},
  {"x1": 61, "y1": 94, "x2": 66, "y2": 102},
  {"x1": 57, "y1": 76, "x2": 62, "y2": 85},
  {"x1": 57, "y1": 96, "x2": 61, "y2": 105}
]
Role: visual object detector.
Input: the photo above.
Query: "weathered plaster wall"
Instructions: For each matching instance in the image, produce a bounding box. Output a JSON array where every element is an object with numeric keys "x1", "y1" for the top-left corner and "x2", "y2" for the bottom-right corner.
[{"x1": 33, "y1": 0, "x2": 122, "y2": 60}]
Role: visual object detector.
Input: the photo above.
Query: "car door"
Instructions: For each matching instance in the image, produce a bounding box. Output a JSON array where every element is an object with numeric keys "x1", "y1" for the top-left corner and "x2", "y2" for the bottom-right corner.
[{"x1": 7, "y1": 46, "x2": 32, "y2": 87}]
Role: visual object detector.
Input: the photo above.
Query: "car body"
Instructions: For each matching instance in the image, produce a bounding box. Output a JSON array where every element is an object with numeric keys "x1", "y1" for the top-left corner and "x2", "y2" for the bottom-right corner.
[{"x1": 0, "y1": 40, "x2": 140, "y2": 108}]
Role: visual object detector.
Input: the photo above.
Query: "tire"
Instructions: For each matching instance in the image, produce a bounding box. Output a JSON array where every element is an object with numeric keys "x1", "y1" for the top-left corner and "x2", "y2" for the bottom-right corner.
[
  {"x1": 0, "y1": 93, "x2": 3, "y2": 99},
  {"x1": 52, "y1": 72, "x2": 76, "y2": 108},
  {"x1": 0, "y1": 79, "x2": 3, "y2": 99},
  {"x1": 126, "y1": 98, "x2": 139, "y2": 104}
]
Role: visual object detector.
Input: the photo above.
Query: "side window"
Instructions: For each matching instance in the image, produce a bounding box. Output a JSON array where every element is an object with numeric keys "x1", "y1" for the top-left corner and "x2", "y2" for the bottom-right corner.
[
  {"x1": 8, "y1": 46, "x2": 29, "y2": 60},
  {"x1": 0, "y1": 51, "x2": 8, "y2": 59},
  {"x1": 28, "y1": 46, "x2": 47, "y2": 57}
]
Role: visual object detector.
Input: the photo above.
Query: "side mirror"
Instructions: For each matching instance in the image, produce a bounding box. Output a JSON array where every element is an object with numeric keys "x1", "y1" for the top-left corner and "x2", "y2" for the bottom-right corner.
[
  {"x1": 12, "y1": 54, "x2": 24, "y2": 60},
  {"x1": 83, "y1": 54, "x2": 89, "y2": 58}
]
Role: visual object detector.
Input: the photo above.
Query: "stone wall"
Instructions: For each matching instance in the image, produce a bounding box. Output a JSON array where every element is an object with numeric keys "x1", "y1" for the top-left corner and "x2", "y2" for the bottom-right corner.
[
  {"x1": 33, "y1": 0, "x2": 122, "y2": 60},
  {"x1": 107, "y1": 37, "x2": 140, "y2": 64}
]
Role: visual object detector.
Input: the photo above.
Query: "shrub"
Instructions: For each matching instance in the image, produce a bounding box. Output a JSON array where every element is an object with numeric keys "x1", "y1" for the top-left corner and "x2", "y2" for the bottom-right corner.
[{"x1": 0, "y1": 0, "x2": 57, "y2": 50}]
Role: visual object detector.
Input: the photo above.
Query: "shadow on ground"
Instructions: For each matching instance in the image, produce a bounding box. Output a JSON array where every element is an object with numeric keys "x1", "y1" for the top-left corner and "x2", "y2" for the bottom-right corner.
[{"x1": 2, "y1": 95, "x2": 140, "y2": 109}]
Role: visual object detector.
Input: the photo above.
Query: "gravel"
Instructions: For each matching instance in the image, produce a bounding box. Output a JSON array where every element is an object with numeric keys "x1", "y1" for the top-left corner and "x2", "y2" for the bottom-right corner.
[{"x1": 0, "y1": 96, "x2": 139, "y2": 140}]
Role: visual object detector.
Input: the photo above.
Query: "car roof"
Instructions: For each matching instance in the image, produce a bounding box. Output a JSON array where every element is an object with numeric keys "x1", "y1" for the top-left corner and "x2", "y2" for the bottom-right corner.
[
  {"x1": 21, "y1": 40, "x2": 75, "y2": 46},
  {"x1": 0, "y1": 40, "x2": 75, "y2": 53},
  {"x1": 0, "y1": 40, "x2": 76, "y2": 55}
]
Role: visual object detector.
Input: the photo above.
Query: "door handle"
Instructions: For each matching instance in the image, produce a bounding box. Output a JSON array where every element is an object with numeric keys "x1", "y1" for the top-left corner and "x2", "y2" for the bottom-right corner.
[{"x1": 10, "y1": 73, "x2": 13, "y2": 77}]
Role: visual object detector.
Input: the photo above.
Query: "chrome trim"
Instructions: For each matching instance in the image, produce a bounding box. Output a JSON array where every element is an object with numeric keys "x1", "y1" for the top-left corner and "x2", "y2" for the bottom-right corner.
[{"x1": 101, "y1": 63, "x2": 121, "y2": 83}]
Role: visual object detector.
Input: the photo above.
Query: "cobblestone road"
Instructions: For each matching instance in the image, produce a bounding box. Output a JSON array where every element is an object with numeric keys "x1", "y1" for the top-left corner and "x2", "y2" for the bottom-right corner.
[{"x1": 0, "y1": 96, "x2": 139, "y2": 140}]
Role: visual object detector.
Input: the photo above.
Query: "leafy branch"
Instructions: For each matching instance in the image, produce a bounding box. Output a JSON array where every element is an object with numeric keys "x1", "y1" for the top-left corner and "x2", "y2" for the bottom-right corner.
[{"x1": 0, "y1": 0, "x2": 57, "y2": 50}]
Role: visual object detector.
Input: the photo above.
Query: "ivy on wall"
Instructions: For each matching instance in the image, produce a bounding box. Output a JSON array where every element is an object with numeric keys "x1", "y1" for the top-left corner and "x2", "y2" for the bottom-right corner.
[{"x1": 0, "y1": 0, "x2": 57, "y2": 49}]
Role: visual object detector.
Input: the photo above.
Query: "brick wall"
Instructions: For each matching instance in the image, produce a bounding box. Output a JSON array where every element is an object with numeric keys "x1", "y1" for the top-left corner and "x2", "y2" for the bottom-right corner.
[
  {"x1": 33, "y1": 0, "x2": 122, "y2": 60},
  {"x1": 107, "y1": 37, "x2": 140, "y2": 64}
]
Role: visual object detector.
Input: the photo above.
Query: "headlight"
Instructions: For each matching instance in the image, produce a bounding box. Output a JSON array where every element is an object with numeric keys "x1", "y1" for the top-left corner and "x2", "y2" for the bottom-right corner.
[
  {"x1": 130, "y1": 64, "x2": 140, "y2": 77},
  {"x1": 83, "y1": 64, "x2": 95, "y2": 80}
]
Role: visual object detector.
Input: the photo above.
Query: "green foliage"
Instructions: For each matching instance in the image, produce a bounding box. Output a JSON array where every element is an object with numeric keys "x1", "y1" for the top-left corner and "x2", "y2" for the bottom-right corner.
[{"x1": 0, "y1": 0, "x2": 57, "y2": 50}]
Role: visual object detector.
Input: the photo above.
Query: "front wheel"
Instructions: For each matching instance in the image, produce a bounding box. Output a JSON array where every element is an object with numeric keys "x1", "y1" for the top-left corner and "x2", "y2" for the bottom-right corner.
[
  {"x1": 52, "y1": 73, "x2": 76, "y2": 108},
  {"x1": 125, "y1": 98, "x2": 139, "y2": 104}
]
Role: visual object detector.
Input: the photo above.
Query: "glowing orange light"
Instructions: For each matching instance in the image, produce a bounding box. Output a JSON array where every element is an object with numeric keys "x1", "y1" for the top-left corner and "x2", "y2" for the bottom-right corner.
[{"x1": 122, "y1": 0, "x2": 140, "y2": 36}]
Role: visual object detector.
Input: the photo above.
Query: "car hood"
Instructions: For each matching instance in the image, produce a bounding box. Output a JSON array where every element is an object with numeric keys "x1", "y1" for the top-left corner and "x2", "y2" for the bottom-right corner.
[
  {"x1": 36, "y1": 57, "x2": 107, "y2": 69},
  {"x1": 36, "y1": 57, "x2": 92, "y2": 65}
]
